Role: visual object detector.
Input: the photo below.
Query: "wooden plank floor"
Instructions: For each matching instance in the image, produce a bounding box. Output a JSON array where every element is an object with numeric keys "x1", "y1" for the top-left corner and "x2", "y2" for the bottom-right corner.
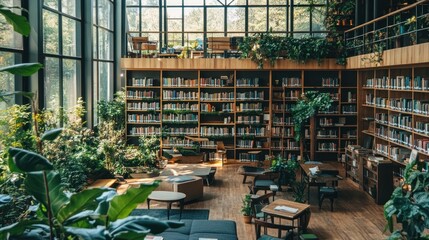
[{"x1": 143, "y1": 163, "x2": 390, "y2": 240}]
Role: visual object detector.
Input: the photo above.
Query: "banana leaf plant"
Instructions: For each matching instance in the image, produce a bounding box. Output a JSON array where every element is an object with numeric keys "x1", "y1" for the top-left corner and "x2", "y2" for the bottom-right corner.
[
  {"x1": 384, "y1": 157, "x2": 429, "y2": 240},
  {"x1": 0, "y1": 129, "x2": 183, "y2": 239}
]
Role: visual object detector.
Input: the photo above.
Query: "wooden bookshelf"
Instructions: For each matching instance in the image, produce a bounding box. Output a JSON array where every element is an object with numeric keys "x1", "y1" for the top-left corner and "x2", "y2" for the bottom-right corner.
[{"x1": 124, "y1": 62, "x2": 357, "y2": 164}]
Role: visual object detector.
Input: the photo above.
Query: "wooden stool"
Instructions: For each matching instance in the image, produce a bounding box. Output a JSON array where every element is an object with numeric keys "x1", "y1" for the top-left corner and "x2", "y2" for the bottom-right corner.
[{"x1": 319, "y1": 186, "x2": 338, "y2": 211}]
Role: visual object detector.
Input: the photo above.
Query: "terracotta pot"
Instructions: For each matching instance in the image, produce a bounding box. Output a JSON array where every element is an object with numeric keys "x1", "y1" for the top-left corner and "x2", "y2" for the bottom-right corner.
[{"x1": 243, "y1": 215, "x2": 252, "y2": 224}]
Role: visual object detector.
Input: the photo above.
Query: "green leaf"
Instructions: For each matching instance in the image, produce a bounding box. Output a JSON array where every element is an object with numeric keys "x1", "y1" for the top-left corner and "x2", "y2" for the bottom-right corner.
[
  {"x1": 0, "y1": 194, "x2": 12, "y2": 208},
  {"x1": 0, "y1": 63, "x2": 43, "y2": 76},
  {"x1": 57, "y1": 188, "x2": 111, "y2": 224},
  {"x1": 41, "y1": 128, "x2": 63, "y2": 141},
  {"x1": 65, "y1": 226, "x2": 106, "y2": 240},
  {"x1": 8, "y1": 147, "x2": 53, "y2": 172},
  {"x1": 0, "y1": 6, "x2": 30, "y2": 36},
  {"x1": 107, "y1": 181, "x2": 159, "y2": 221},
  {"x1": 0, "y1": 220, "x2": 46, "y2": 239},
  {"x1": 109, "y1": 216, "x2": 184, "y2": 237},
  {"x1": 25, "y1": 171, "x2": 69, "y2": 217}
]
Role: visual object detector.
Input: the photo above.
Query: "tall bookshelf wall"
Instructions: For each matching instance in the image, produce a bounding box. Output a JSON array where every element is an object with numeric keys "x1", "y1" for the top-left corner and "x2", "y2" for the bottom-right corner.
[
  {"x1": 125, "y1": 69, "x2": 358, "y2": 163},
  {"x1": 358, "y1": 65, "x2": 429, "y2": 172}
]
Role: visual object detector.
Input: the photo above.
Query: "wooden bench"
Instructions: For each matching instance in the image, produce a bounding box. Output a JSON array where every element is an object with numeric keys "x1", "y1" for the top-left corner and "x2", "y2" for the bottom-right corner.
[{"x1": 87, "y1": 179, "x2": 117, "y2": 189}]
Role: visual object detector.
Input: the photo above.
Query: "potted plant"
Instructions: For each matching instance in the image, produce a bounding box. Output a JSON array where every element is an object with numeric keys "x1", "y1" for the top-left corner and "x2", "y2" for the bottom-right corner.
[
  {"x1": 241, "y1": 194, "x2": 253, "y2": 224},
  {"x1": 270, "y1": 154, "x2": 299, "y2": 188},
  {"x1": 126, "y1": 135, "x2": 162, "y2": 178},
  {"x1": 291, "y1": 91, "x2": 333, "y2": 160}
]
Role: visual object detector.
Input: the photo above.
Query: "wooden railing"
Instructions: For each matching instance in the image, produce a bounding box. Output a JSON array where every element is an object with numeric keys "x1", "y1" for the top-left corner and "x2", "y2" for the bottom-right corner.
[{"x1": 344, "y1": 0, "x2": 429, "y2": 57}]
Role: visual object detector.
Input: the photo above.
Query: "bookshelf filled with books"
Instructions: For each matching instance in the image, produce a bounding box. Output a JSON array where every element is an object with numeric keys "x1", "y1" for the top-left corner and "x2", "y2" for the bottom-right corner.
[
  {"x1": 358, "y1": 65, "x2": 429, "y2": 170},
  {"x1": 124, "y1": 67, "x2": 357, "y2": 164}
]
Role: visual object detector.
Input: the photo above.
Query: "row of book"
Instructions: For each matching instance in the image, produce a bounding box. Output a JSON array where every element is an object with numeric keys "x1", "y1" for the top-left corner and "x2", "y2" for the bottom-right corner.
[
  {"x1": 272, "y1": 90, "x2": 300, "y2": 100},
  {"x1": 162, "y1": 90, "x2": 198, "y2": 100},
  {"x1": 236, "y1": 140, "x2": 264, "y2": 148},
  {"x1": 200, "y1": 92, "x2": 234, "y2": 101},
  {"x1": 272, "y1": 103, "x2": 295, "y2": 112},
  {"x1": 376, "y1": 143, "x2": 389, "y2": 156},
  {"x1": 317, "y1": 129, "x2": 338, "y2": 138},
  {"x1": 344, "y1": 91, "x2": 357, "y2": 103},
  {"x1": 271, "y1": 140, "x2": 300, "y2": 150},
  {"x1": 271, "y1": 127, "x2": 294, "y2": 137},
  {"x1": 236, "y1": 115, "x2": 261, "y2": 124},
  {"x1": 375, "y1": 126, "x2": 388, "y2": 139},
  {"x1": 127, "y1": 90, "x2": 158, "y2": 99},
  {"x1": 163, "y1": 103, "x2": 198, "y2": 111},
  {"x1": 200, "y1": 77, "x2": 230, "y2": 87},
  {"x1": 342, "y1": 130, "x2": 357, "y2": 138},
  {"x1": 390, "y1": 147, "x2": 411, "y2": 162},
  {"x1": 272, "y1": 116, "x2": 293, "y2": 126},
  {"x1": 389, "y1": 129, "x2": 412, "y2": 147},
  {"x1": 163, "y1": 127, "x2": 198, "y2": 136},
  {"x1": 365, "y1": 76, "x2": 429, "y2": 90},
  {"x1": 236, "y1": 127, "x2": 267, "y2": 137},
  {"x1": 321, "y1": 78, "x2": 340, "y2": 87},
  {"x1": 162, "y1": 77, "x2": 198, "y2": 87},
  {"x1": 200, "y1": 103, "x2": 234, "y2": 112},
  {"x1": 200, "y1": 127, "x2": 234, "y2": 136},
  {"x1": 375, "y1": 113, "x2": 388, "y2": 124},
  {"x1": 129, "y1": 127, "x2": 161, "y2": 136},
  {"x1": 127, "y1": 114, "x2": 160, "y2": 123},
  {"x1": 236, "y1": 91, "x2": 265, "y2": 100},
  {"x1": 415, "y1": 121, "x2": 429, "y2": 135},
  {"x1": 162, "y1": 137, "x2": 194, "y2": 148},
  {"x1": 236, "y1": 78, "x2": 262, "y2": 87},
  {"x1": 236, "y1": 103, "x2": 263, "y2": 112},
  {"x1": 162, "y1": 113, "x2": 198, "y2": 122},
  {"x1": 238, "y1": 153, "x2": 262, "y2": 162},
  {"x1": 127, "y1": 102, "x2": 160, "y2": 111},
  {"x1": 130, "y1": 77, "x2": 157, "y2": 87},
  {"x1": 319, "y1": 105, "x2": 339, "y2": 114},
  {"x1": 342, "y1": 105, "x2": 357, "y2": 114},
  {"x1": 319, "y1": 118, "x2": 334, "y2": 126},
  {"x1": 317, "y1": 142, "x2": 337, "y2": 151},
  {"x1": 389, "y1": 114, "x2": 413, "y2": 130},
  {"x1": 278, "y1": 77, "x2": 301, "y2": 87},
  {"x1": 414, "y1": 76, "x2": 429, "y2": 90},
  {"x1": 414, "y1": 139, "x2": 429, "y2": 153}
]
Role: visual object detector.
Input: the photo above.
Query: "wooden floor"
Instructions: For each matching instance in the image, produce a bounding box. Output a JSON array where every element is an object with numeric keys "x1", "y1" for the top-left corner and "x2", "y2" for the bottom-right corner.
[{"x1": 143, "y1": 163, "x2": 390, "y2": 240}]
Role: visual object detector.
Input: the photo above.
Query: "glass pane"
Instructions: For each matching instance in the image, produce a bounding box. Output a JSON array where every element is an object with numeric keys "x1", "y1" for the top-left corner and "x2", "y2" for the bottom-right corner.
[
  {"x1": 98, "y1": 29, "x2": 113, "y2": 60},
  {"x1": 184, "y1": 8, "x2": 203, "y2": 32},
  {"x1": 270, "y1": 0, "x2": 286, "y2": 5},
  {"x1": 62, "y1": 17, "x2": 80, "y2": 57},
  {"x1": 167, "y1": 0, "x2": 181, "y2": 6},
  {"x1": 99, "y1": 0, "x2": 113, "y2": 30},
  {"x1": 62, "y1": 59, "x2": 79, "y2": 111},
  {"x1": 0, "y1": 51, "x2": 15, "y2": 107},
  {"x1": 293, "y1": 6, "x2": 310, "y2": 32},
  {"x1": 186, "y1": 0, "x2": 203, "y2": 5},
  {"x1": 44, "y1": 0, "x2": 58, "y2": 10},
  {"x1": 0, "y1": 4, "x2": 23, "y2": 49},
  {"x1": 206, "y1": 0, "x2": 221, "y2": 6},
  {"x1": 184, "y1": 33, "x2": 203, "y2": 49},
  {"x1": 248, "y1": 7, "x2": 267, "y2": 32},
  {"x1": 126, "y1": 0, "x2": 138, "y2": 5},
  {"x1": 44, "y1": 57, "x2": 60, "y2": 111},
  {"x1": 167, "y1": 32, "x2": 182, "y2": 47},
  {"x1": 229, "y1": 0, "x2": 246, "y2": 5},
  {"x1": 93, "y1": 26, "x2": 97, "y2": 58},
  {"x1": 167, "y1": 7, "x2": 182, "y2": 18},
  {"x1": 168, "y1": 19, "x2": 182, "y2": 32},
  {"x1": 62, "y1": 0, "x2": 79, "y2": 18},
  {"x1": 227, "y1": 7, "x2": 245, "y2": 33},
  {"x1": 249, "y1": 0, "x2": 266, "y2": 5},
  {"x1": 142, "y1": 0, "x2": 159, "y2": 5},
  {"x1": 43, "y1": 10, "x2": 59, "y2": 54},
  {"x1": 142, "y1": 7, "x2": 160, "y2": 32},
  {"x1": 269, "y1": 7, "x2": 286, "y2": 32},
  {"x1": 207, "y1": 7, "x2": 224, "y2": 32},
  {"x1": 312, "y1": 6, "x2": 326, "y2": 32},
  {"x1": 127, "y1": 7, "x2": 139, "y2": 32},
  {"x1": 98, "y1": 62, "x2": 113, "y2": 101}
]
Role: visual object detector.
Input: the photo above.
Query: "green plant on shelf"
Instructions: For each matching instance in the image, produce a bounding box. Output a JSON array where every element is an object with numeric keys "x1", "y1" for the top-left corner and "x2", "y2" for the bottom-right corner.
[{"x1": 384, "y1": 155, "x2": 429, "y2": 239}]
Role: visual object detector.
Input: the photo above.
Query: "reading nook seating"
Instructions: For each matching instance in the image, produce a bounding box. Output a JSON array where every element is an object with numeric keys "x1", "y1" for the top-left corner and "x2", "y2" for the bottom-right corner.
[{"x1": 158, "y1": 219, "x2": 238, "y2": 240}]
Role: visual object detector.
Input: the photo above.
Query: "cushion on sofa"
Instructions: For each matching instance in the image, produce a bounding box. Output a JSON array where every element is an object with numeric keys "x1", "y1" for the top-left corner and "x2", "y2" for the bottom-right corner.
[{"x1": 159, "y1": 220, "x2": 237, "y2": 240}]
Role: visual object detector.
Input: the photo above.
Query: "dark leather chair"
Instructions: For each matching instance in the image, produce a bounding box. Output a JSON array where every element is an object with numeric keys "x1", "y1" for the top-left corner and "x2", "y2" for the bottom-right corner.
[
  {"x1": 249, "y1": 171, "x2": 279, "y2": 196},
  {"x1": 254, "y1": 218, "x2": 294, "y2": 240},
  {"x1": 250, "y1": 192, "x2": 274, "y2": 220}
]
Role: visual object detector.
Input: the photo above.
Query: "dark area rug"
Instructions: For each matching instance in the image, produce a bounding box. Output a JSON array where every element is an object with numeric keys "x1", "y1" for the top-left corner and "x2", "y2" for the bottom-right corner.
[{"x1": 130, "y1": 209, "x2": 209, "y2": 220}]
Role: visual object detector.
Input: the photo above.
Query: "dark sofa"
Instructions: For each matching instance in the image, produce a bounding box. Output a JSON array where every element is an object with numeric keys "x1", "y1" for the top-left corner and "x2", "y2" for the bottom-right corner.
[{"x1": 159, "y1": 220, "x2": 238, "y2": 240}]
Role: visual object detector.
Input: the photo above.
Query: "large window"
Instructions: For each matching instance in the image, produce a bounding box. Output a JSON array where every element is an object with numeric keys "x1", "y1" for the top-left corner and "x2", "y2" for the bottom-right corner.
[
  {"x1": 126, "y1": 0, "x2": 327, "y2": 47},
  {"x1": 93, "y1": 0, "x2": 115, "y2": 123},
  {"x1": 42, "y1": 0, "x2": 82, "y2": 118},
  {"x1": 0, "y1": 0, "x2": 23, "y2": 108}
]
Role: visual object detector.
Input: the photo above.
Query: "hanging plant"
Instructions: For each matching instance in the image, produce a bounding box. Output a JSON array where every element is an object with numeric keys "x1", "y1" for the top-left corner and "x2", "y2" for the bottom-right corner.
[{"x1": 291, "y1": 91, "x2": 333, "y2": 142}]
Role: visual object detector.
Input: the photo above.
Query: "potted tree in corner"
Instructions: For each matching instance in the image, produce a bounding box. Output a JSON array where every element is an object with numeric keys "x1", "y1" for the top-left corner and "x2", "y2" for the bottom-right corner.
[
  {"x1": 291, "y1": 91, "x2": 333, "y2": 161},
  {"x1": 241, "y1": 194, "x2": 253, "y2": 224}
]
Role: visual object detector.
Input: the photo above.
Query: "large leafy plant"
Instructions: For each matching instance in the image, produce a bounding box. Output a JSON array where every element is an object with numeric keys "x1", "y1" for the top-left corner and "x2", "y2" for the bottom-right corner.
[
  {"x1": 384, "y1": 157, "x2": 429, "y2": 239},
  {"x1": 291, "y1": 91, "x2": 333, "y2": 142},
  {"x1": 0, "y1": 129, "x2": 182, "y2": 239}
]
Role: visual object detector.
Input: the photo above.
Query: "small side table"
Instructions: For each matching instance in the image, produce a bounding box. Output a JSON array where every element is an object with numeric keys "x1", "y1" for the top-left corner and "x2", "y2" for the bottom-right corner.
[{"x1": 147, "y1": 191, "x2": 186, "y2": 220}]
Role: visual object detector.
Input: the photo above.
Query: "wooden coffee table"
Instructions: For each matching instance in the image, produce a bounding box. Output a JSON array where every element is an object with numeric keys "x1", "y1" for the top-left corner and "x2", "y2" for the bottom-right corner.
[{"x1": 147, "y1": 191, "x2": 186, "y2": 220}]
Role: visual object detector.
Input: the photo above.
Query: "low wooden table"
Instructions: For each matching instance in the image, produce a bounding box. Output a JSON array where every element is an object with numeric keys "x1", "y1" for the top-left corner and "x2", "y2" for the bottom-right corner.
[
  {"x1": 262, "y1": 199, "x2": 310, "y2": 236},
  {"x1": 147, "y1": 191, "x2": 186, "y2": 220}
]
